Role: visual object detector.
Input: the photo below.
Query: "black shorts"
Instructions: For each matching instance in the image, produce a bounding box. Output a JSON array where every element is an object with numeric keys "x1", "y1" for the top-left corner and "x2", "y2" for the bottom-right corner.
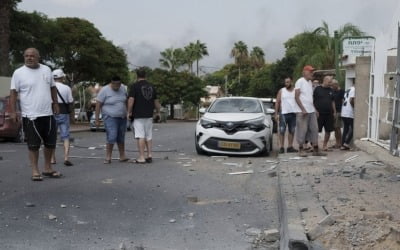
[
  {"x1": 23, "y1": 116, "x2": 57, "y2": 150},
  {"x1": 317, "y1": 113, "x2": 334, "y2": 133}
]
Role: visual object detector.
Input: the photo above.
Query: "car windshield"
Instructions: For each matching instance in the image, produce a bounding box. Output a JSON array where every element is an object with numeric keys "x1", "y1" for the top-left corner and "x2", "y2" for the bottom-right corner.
[{"x1": 208, "y1": 99, "x2": 262, "y2": 113}]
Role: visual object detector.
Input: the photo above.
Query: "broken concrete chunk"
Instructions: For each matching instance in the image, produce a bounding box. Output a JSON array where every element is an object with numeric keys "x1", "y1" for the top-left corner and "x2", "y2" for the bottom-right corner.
[
  {"x1": 307, "y1": 224, "x2": 325, "y2": 241},
  {"x1": 318, "y1": 214, "x2": 335, "y2": 226},
  {"x1": 245, "y1": 227, "x2": 261, "y2": 236},
  {"x1": 267, "y1": 171, "x2": 277, "y2": 177},
  {"x1": 48, "y1": 214, "x2": 57, "y2": 220},
  {"x1": 25, "y1": 202, "x2": 35, "y2": 207},
  {"x1": 263, "y1": 229, "x2": 280, "y2": 242}
]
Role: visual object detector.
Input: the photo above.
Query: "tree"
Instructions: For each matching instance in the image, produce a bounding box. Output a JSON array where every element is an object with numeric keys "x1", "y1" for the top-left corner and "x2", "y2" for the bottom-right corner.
[
  {"x1": 193, "y1": 40, "x2": 208, "y2": 76},
  {"x1": 230, "y1": 41, "x2": 248, "y2": 87},
  {"x1": 250, "y1": 46, "x2": 265, "y2": 69},
  {"x1": 313, "y1": 20, "x2": 365, "y2": 51},
  {"x1": 159, "y1": 48, "x2": 185, "y2": 72},
  {"x1": 10, "y1": 15, "x2": 129, "y2": 83},
  {"x1": 0, "y1": 0, "x2": 20, "y2": 75}
]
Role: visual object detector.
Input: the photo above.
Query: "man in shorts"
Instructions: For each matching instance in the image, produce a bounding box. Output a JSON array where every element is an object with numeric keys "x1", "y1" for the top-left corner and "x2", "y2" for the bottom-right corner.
[
  {"x1": 294, "y1": 65, "x2": 327, "y2": 157},
  {"x1": 10, "y1": 48, "x2": 62, "y2": 181},
  {"x1": 313, "y1": 75, "x2": 336, "y2": 151},
  {"x1": 51, "y1": 69, "x2": 74, "y2": 166},
  {"x1": 275, "y1": 76, "x2": 298, "y2": 153},
  {"x1": 127, "y1": 68, "x2": 161, "y2": 164}
]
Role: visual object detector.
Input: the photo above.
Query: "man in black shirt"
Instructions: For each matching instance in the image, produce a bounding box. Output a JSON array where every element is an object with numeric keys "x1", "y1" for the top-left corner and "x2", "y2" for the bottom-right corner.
[
  {"x1": 128, "y1": 68, "x2": 161, "y2": 164},
  {"x1": 313, "y1": 75, "x2": 336, "y2": 151},
  {"x1": 331, "y1": 79, "x2": 345, "y2": 148}
]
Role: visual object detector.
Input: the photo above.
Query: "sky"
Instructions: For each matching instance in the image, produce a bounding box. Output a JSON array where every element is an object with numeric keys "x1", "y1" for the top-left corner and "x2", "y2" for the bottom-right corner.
[{"x1": 18, "y1": 0, "x2": 400, "y2": 73}]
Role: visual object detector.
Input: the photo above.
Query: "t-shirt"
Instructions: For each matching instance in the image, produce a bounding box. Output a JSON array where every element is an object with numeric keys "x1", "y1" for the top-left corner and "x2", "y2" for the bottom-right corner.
[
  {"x1": 332, "y1": 89, "x2": 345, "y2": 112},
  {"x1": 55, "y1": 81, "x2": 74, "y2": 114},
  {"x1": 341, "y1": 86, "x2": 355, "y2": 118},
  {"x1": 128, "y1": 80, "x2": 158, "y2": 119},
  {"x1": 313, "y1": 86, "x2": 334, "y2": 114},
  {"x1": 294, "y1": 77, "x2": 315, "y2": 113},
  {"x1": 10, "y1": 64, "x2": 55, "y2": 118},
  {"x1": 96, "y1": 84, "x2": 127, "y2": 118}
]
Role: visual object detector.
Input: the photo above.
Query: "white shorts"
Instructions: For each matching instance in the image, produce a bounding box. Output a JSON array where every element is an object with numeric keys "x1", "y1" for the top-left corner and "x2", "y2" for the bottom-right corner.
[{"x1": 133, "y1": 118, "x2": 153, "y2": 140}]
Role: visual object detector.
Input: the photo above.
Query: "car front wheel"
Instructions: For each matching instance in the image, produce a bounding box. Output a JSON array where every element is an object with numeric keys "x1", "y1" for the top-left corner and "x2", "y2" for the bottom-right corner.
[{"x1": 195, "y1": 135, "x2": 206, "y2": 155}]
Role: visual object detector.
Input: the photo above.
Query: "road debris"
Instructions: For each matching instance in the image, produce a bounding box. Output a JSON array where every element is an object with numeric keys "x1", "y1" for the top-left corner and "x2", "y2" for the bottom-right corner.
[
  {"x1": 344, "y1": 154, "x2": 359, "y2": 162},
  {"x1": 227, "y1": 170, "x2": 254, "y2": 175}
]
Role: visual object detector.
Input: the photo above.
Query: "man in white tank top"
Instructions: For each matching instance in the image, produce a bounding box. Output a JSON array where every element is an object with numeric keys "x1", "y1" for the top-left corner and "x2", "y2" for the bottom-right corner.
[{"x1": 275, "y1": 77, "x2": 298, "y2": 154}]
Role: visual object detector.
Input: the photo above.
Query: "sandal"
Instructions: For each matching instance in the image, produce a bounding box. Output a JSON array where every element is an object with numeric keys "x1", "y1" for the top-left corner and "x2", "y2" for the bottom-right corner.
[
  {"x1": 119, "y1": 158, "x2": 129, "y2": 162},
  {"x1": 103, "y1": 159, "x2": 111, "y2": 164},
  {"x1": 42, "y1": 171, "x2": 62, "y2": 178},
  {"x1": 134, "y1": 159, "x2": 146, "y2": 164},
  {"x1": 145, "y1": 157, "x2": 152, "y2": 163},
  {"x1": 340, "y1": 145, "x2": 350, "y2": 150},
  {"x1": 31, "y1": 175, "x2": 43, "y2": 181},
  {"x1": 64, "y1": 160, "x2": 73, "y2": 166}
]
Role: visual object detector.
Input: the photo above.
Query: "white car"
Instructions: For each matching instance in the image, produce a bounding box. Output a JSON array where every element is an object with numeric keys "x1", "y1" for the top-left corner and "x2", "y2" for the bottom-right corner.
[{"x1": 195, "y1": 97, "x2": 273, "y2": 156}]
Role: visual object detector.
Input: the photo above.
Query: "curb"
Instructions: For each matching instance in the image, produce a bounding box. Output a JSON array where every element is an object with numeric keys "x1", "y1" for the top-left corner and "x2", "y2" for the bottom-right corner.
[
  {"x1": 277, "y1": 163, "x2": 310, "y2": 250},
  {"x1": 354, "y1": 140, "x2": 399, "y2": 169}
]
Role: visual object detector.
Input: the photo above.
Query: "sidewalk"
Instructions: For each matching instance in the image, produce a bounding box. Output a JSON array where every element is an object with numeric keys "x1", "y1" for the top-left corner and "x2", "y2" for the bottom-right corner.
[{"x1": 278, "y1": 140, "x2": 400, "y2": 249}]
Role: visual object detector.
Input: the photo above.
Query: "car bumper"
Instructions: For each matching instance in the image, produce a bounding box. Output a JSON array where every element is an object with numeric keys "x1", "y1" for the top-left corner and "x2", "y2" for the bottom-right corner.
[{"x1": 196, "y1": 125, "x2": 270, "y2": 155}]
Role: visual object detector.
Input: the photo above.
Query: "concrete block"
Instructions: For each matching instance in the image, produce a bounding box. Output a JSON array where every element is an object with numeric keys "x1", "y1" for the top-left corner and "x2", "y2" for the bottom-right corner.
[
  {"x1": 318, "y1": 214, "x2": 335, "y2": 226},
  {"x1": 263, "y1": 228, "x2": 280, "y2": 242}
]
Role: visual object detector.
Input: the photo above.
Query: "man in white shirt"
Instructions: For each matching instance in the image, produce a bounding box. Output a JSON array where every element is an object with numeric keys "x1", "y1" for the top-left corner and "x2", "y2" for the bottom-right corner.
[
  {"x1": 275, "y1": 76, "x2": 298, "y2": 154},
  {"x1": 294, "y1": 65, "x2": 326, "y2": 157},
  {"x1": 10, "y1": 48, "x2": 62, "y2": 181},
  {"x1": 51, "y1": 69, "x2": 74, "y2": 166}
]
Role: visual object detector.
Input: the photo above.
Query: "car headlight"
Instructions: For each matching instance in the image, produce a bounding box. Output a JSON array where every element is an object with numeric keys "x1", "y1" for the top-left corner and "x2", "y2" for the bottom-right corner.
[
  {"x1": 200, "y1": 117, "x2": 217, "y2": 128},
  {"x1": 245, "y1": 117, "x2": 267, "y2": 130}
]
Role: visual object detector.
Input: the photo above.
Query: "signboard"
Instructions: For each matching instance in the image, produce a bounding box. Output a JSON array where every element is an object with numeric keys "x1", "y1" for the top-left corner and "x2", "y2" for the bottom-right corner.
[{"x1": 342, "y1": 37, "x2": 375, "y2": 57}]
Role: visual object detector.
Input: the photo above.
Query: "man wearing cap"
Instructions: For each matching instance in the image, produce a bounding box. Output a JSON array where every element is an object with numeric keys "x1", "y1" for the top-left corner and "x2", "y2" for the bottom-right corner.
[
  {"x1": 9, "y1": 48, "x2": 62, "y2": 181},
  {"x1": 51, "y1": 69, "x2": 74, "y2": 166},
  {"x1": 294, "y1": 65, "x2": 327, "y2": 157}
]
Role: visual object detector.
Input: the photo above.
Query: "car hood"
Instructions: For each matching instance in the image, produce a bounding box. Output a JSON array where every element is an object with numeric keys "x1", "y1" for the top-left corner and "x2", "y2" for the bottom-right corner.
[{"x1": 203, "y1": 112, "x2": 265, "y2": 122}]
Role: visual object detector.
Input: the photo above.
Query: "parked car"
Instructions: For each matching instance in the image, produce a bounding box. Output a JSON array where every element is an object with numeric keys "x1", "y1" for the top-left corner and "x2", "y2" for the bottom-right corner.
[
  {"x1": 259, "y1": 98, "x2": 277, "y2": 133},
  {"x1": 195, "y1": 97, "x2": 273, "y2": 156},
  {"x1": 0, "y1": 97, "x2": 24, "y2": 142},
  {"x1": 90, "y1": 113, "x2": 131, "y2": 132}
]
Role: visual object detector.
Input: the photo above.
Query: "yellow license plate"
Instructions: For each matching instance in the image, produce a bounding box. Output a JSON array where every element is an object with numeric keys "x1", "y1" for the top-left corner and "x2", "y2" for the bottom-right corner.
[{"x1": 218, "y1": 141, "x2": 241, "y2": 149}]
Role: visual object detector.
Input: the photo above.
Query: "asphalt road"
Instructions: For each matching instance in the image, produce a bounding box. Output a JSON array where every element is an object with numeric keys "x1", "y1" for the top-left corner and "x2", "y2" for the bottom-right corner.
[{"x1": 0, "y1": 121, "x2": 280, "y2": 250}]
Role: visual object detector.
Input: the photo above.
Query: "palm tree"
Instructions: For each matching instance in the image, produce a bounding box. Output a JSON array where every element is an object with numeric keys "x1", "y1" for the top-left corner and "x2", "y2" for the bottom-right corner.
[
  {"x1": 184, "y1": 42, "x2": 196, "y2": 73},
  {"x1": 250, "y1": 46, "x2": 265, "y2": 69},
  {"x1": 312, "y1": 21, "x2": 365, "y2": 68},
  {"x1": 230, "y1": 41, "x2": 248, "y2": 85},
  {"x1": 193, "y1": 40, "x2": 208, "y2": 76},
  {"x1": 159, "y1": 48, "x2": 184, "y2": 71},
  {"x1": 313, "y1": 21, "x2": 365, "y2": 51}
]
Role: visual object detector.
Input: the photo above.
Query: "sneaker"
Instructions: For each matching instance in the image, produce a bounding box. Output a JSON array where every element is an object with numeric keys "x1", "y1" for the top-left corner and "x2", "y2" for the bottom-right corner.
[
  {"x1": 279, "y1": 147, "x2": 285, "y2": 154},
  {"x1": 312, "y1": 151, "x2": 327, "y2": 156},
  {"x1": 286, "y1": 147, "x2": 298, "y2": 153}
]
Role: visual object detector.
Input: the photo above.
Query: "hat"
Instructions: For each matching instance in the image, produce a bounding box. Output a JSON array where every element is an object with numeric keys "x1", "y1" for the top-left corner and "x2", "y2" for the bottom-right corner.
[
  {"x1": 52, "y1": 69, "x2": 65, "y2": 78},
  {"x1": 303, "y1": 65, "x2": 315, "y2": 72}
]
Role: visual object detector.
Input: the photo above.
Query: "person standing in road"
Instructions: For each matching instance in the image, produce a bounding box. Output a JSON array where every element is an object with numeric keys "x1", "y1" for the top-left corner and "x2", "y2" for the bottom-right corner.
[
  {"x1": 341, "y1": 82, "x2": 355, "y2": 150},
  {"x1": 10, "y1": 48, "x2": 62, "y2": 181},
  {"x1": 50, "y1": 69, "x2": 74, "y2": 166},
  {"x1": 275, "y1": 76, "x2": 298, "y2": 154},
  {"x1": 313, "y1": 75, "x2": 336, "y2": 151},
  {"x1": 294, "y1": 65, "x2": 327, "y2": 157},
  {"x1": 127, "y1": 67, "x2": 161, "y2": 164},
  {"x1": 331, "y1": 79, "x2": 345, "y2": 148},
  {"x1": 95, "y1": 76, "x2": 129, "y2": 164}
]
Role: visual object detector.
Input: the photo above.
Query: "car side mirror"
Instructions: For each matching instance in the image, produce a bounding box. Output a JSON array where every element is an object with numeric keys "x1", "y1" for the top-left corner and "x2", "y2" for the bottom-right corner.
[{"x1": 199, "y1": 108, "x2": 206, "y2": 114}]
